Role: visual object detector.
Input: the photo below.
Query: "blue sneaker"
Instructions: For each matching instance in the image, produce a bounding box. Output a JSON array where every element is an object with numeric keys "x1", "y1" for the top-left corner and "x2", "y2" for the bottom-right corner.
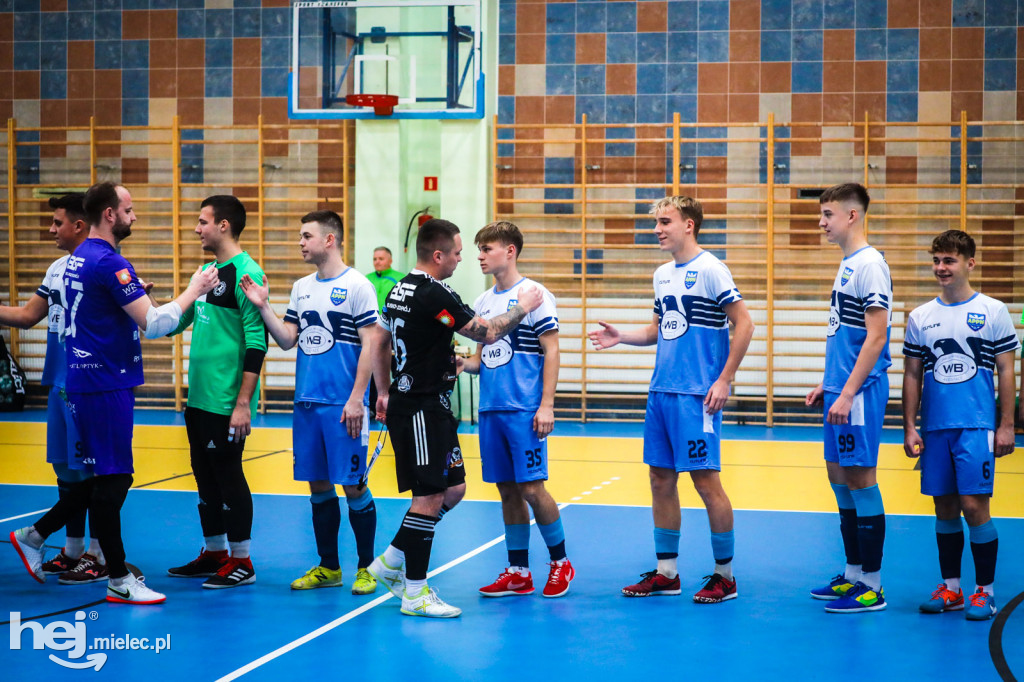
[
  {"x1": 824, "y1": 581, "x2": 886, "y2": 613},
  {"x1": 810, "y1": 574, "x2": 855, "y2": 601},
  {"x1": 964, "y1": 590, "x2": 996, "y2": 621}
]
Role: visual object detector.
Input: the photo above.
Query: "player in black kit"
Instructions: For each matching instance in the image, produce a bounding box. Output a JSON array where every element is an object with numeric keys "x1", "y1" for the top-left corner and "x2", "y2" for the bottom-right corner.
[{"x1": 367, "y1": 218, "x2": 543, "y2": 618}]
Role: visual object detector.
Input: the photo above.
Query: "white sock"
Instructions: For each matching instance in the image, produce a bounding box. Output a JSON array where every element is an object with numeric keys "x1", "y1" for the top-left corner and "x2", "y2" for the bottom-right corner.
[
  {"x1": 205, "y1": 534, "x2": 229, "y2": 552},
  {"x1": 657, "y1": 558, "x2": 678, "y2": 579},
  {"x1": 977, "y1": 584, "x2": 994, "y2": 597},
  {"x1": 844, "y1": 564, "x2": 862, "y2": 583},
  {"x1": 860, "y1": 570, "x2": 881, "y2": 591},
  {"x1": 510, "y1": 565, "x2": 530, "y2": 576},
  {"x1": 228, "y1": 539, "x2": 250, "y2": 559},
  {"x1": 383, "y1": 545, "x2": 405, "y2": 568},
  {"x1": 404, "y1": 578, "x2": 427, "y2": 597},
  {"x1": 24, "y1": 527, "x2": 45, "y2": 548},
  {"x1": 944, "y1": 577, "x2": 961, "y2": 592},
  {"x1": 65, "y1": 537, "x2": 86, "y2": 559},
  {"x1": 109, "y1": 575, "x2": 126, "y2": 588},
  {"x1": 714, "y1": 561, "x2": 733, "y2": 581},
  {"x1": 89, "y1": 539, "x2": 105, "y2": 565}
]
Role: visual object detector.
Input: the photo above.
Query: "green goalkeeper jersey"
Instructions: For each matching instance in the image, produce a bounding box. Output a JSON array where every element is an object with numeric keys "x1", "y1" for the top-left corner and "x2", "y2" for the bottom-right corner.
[{"x1": 175, "y1": 252, "x2": 267, "y2": 417}]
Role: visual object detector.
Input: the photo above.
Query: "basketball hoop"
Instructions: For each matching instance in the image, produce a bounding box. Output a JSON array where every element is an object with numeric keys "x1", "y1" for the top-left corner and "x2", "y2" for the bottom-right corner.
[{"x1": 346, "y1": 94, "x2": 400, "y2": 116}]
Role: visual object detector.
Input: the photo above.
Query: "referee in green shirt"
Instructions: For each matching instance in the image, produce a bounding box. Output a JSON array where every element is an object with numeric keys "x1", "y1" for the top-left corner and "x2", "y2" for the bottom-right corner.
[{"x1": 368, "y1": 246, "x2": 405, "y2": 418}]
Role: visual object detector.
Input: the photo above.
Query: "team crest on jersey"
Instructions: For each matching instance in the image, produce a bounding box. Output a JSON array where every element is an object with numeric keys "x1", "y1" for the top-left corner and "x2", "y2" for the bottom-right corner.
[
  {"x1": 684, "y1": 271, "x2": 698, "y2": 289},
  {"x1": 506, "y1": 299, "x2": 518, "y2": 311},
  {"x1": 966, "y1": 312, "x2": 985, "y2": 331},
  {"x1": 840, "y1": 267, "x2": 854, "y2": 286},
  {"x1": 447, "y1": 446, "x2": 464, "y2": 469},
  {"x1": 435, "y1": 309, "x2": 455, "y2": 328},
  {"x1": 330, "y1": 287, "x2": 347, "y2": 306},
  {"x1": 397, "y1": 374, "x2": 413, "y2": 392},
  {"x1": 213, "y1": 281, "x2": 227, "y2": 297},
  {"x1": 115, "y1": 268, "x2": 132, "y2": 285}
]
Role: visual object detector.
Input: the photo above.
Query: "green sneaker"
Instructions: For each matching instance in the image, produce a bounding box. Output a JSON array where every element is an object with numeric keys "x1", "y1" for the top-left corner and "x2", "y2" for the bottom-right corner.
[
  {"x1": 290, "y1": 565, "x2": 343, "y2": 590},
  {"x1": 351, "y1": 567, "x2": 378, "y2": 595}
]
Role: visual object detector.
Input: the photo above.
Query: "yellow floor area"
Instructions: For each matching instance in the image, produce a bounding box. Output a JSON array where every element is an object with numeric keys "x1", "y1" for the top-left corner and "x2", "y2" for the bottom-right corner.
[{"x1": 2, "y1": 422, "x2": 1023, "y2": 517}]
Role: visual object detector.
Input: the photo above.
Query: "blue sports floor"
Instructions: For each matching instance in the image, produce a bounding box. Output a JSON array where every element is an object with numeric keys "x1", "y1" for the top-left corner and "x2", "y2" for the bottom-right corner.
[{"x1": 1, "y1": 412, "x2": 1023, "y2": 681}]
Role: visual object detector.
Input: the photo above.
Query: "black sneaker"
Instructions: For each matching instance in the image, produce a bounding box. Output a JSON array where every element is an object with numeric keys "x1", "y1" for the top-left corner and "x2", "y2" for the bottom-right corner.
[
  {"x1": 202, "y1": 557, "x2": 256, "y2": 589},
  {"x1": 168, "y1": 548, "x2": 229, "y2": 578},
  {"x1": 58, "y1": 553, "x2": 109, "y2": 584},
  {"x1": 42, "y1": 550, "x2": 81, "y2": 575}
]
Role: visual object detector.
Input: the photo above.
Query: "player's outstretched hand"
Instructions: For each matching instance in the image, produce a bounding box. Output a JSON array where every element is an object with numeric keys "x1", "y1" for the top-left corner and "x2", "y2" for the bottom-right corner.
[
  {"x1": 588, "y1": 321, "x2": 620, "y2": 350},
  {"x1": 516, "y1": 284, "x2": 543, "y2": 314},
  {"x1": 995, "y1": 423, "x2": 1015, "y2": 458},
  {"x1": 239, "y1": 273, "x2": 269, "y2": 308},
  {"x1": 342, "y1": 397, "x2": 364, "y2": 439},
  {"x1": 138, "y1": 278, "x2": 155, "y2": 295},
  {"x1": 805, "y1": 383, "x2": 824, "y2": 408},
  {"x1": 189, "y1": 265, "x2": 219, "y2": 296},
  {"x1": 903, "y1": 429, "x2": 924, "y2": 458}
]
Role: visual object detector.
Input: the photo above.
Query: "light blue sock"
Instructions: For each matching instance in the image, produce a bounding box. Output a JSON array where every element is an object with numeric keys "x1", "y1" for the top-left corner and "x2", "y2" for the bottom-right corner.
[
  {"x1": 711, "y1": 530, "x2": 734, "y2": 564},
  {"x1": 654, "y1": 527, "x2": 680, "y2": 558}
]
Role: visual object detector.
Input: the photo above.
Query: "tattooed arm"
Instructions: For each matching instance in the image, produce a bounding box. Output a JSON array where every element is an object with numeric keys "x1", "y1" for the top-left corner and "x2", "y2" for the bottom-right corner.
[{"x1": 457, "y1": 284, "x2": 543, "y2": 345}]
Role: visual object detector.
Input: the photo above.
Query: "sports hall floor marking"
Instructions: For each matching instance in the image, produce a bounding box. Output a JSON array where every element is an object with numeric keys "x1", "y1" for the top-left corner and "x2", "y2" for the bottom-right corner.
[
  {"x1": 217, "y1": 500, "x2": 573, "y2": 681},
  {"x1": 0, "y1": 508, "x2": 50, "y2": 524},
  {"x1": 571, "y1": 476, "x2": 621, "y2": 502}
]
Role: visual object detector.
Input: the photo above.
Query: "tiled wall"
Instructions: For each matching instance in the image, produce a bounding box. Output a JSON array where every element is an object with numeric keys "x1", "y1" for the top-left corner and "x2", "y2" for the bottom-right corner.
[
  {"x1": 497, "y1": 0, "x2": 1022, "y2": 203},
  {"x1": 0, "y1": 0, "x2": 294, "y2": 185}
]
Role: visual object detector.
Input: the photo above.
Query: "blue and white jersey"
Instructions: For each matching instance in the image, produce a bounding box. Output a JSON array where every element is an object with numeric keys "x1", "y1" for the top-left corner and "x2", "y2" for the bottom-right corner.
[
  {"x1": 472, "y1": 277, "x2": 558, "y2": 412},
  {"x1": 63, "y1": 238, "x2": 147, "y2": 392},
  {"x1": 650, "y1": 251, "x2": 743, "y2": 396},
  {"x1": 37, "y1": 255, "x2": 69, "y2": 388},
  {"x1": 284, "y1": 267, "x2": 378, "y2": 405},
  {"x1": 903, "y1": 292, "x2": 1019, "y2": 432},
  {"x1": 823, "y1": 246, "x2": 892, "y2": 393}
]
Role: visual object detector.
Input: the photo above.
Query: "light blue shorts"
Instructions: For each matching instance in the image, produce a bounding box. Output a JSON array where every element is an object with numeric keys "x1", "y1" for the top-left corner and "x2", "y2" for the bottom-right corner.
[
  {"x1": 292, "y1": 402, "x2": 369, "y2": 485},
  {"x1": 643, "y1": 391, "x2": 722, "y2": 472},
  {"x1": 823, "y1": 378, "x2": 888, "y2": 468},
  {"x1": 921, "y1": 428, "x2": 994, "y2": 497},
  {"x1": 478, "y1": 410, "x2": 547, "y2": 484}
]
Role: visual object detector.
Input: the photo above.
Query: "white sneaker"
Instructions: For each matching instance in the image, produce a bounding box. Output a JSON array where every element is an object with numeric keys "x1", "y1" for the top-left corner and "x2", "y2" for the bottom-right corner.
[
  {"x1": 367, "y1": 555, "x2": 405, "y2": 598},
  {"x1": 10, "y1": 528, "x2": 45, "y2": 583},
  {"x1": 401, "y1": 585, "x2": 462, "y2": 618},
  {"x1": 106, "y1": 574, "x2": 166, "y2": 605}
]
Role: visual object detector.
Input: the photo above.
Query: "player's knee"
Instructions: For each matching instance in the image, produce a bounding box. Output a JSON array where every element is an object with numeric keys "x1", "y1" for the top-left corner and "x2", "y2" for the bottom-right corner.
[
  {"x1": 959, "y1": 496, "x2": 990, "y2": 525},
  {"x1": 91, "y1": 474, "x2": 132, "y2": 505},
  {"x1": 517, "y1": 480, "x2": 546, "y2": 506},
  {"x1": 443, "y1": 484, "x2": 466, "y2": 508},
  {"x1": 648, "y1": 467, "x2": 678, "y2": 495}
]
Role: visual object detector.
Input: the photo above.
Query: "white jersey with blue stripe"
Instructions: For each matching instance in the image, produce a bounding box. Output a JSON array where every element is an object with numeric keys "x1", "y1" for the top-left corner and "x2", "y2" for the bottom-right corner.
[
  {"x1": 472, "y1": 277, "x2": 558, "y2": 412},
  {"x1": 823, "y1": 245, "x2": 892, "y2": 393},
  {"x1": 38, "y1": 255, "x2": 70, "y2": 388},
  {"x1": 650, "y1": 251, "x2": 743, "y2": 395},
  {"x1": 903, "y1": 292, "x2": 1019, "y2": 432},
  {"x1": 285, "y1": 267, "x2": 378, "y2": 405}
]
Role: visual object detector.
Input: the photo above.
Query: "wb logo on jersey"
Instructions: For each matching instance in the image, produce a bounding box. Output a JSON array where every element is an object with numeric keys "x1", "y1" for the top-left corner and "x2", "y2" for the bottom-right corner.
[
  {"x1": 297, "y1": 325, "x2": 334, "y2": 355},
  {"x1": 482, "y1": 339, "x2": 514, "y2": 369},
  {"x1": 684, "y1": 271, "x2": 698, "y2": 289},
  {"x1": 330, "y1": 287, "x2": 347, "y2": 306},
  {"x1": 841, "y1": 267, "x2": 854, "y2": 286},
  {"x1": 934, "y1": 352, "x2": 977, "y2": 384},
  {"x1": 966, "y1": 312, "x2": 986, "y2": 331}
]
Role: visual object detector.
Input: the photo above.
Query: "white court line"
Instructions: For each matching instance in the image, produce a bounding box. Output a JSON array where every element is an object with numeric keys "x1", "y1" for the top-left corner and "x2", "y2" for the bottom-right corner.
[
  {"x1": 217, "y1": 502, "x2": 570, "y2": 682},
  {"x1": 0, "y1": 508, "x2": 50, "y2": 524}
]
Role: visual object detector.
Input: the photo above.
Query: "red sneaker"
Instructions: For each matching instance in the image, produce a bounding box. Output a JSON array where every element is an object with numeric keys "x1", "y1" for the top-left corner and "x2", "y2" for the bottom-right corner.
[
  {"x1": 42, "y1": 549, "x2": 81, "y2": 575},
  {"x1": 622, "y1": 570, "x2": 681, "y2": 597},
  {"x1": 167, "y1": 548, "x2": 229, "y2": 578},
  {"x1": 693, "y1": 573, "x2": 737, "y2": 603},
  {"x1": 542, "y1": 559, "x2": 575, "y2": 598},
  {"x1": 479, "y1": 568, "x2": 534, "y2": 597}
]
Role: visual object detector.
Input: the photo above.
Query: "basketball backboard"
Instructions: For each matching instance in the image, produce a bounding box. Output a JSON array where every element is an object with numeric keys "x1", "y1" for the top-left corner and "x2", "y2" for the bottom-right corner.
[{"x1": 290, "y1": 0, "x2": 484, "y2": 119}]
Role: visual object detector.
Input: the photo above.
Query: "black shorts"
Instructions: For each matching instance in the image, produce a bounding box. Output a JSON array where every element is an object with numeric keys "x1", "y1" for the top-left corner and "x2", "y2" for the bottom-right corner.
[{"x1": 388, "y1": 406, "x2": 465, "y2": 496}]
